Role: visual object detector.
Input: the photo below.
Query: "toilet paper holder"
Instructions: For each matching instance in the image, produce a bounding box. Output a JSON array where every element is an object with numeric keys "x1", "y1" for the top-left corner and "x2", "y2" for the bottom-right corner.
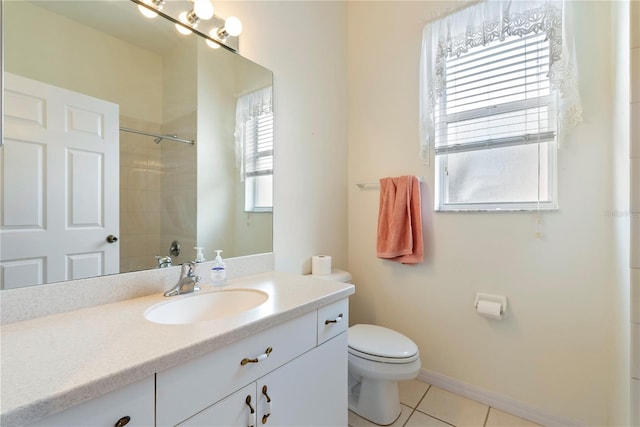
[{"x1": 474, "y1": 293, "x2": 507, "y2": 315}]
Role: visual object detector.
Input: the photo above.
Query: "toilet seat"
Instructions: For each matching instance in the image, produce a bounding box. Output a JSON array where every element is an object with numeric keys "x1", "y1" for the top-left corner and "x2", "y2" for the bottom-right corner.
[{"x1": 348, "y1": 324, "x2": 419, "y2": 364}]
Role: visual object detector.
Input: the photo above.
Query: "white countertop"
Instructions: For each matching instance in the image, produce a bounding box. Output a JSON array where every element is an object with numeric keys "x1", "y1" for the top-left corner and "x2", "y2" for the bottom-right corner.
[{"x1": 0, "y1": 271, "x2": 354, "y2": 427}]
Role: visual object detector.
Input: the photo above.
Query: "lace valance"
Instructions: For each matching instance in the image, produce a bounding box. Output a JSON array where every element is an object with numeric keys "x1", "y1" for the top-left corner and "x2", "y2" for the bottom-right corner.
[
  {"x1": 235, "y1": 86, "x2": 273, "y2": 126},
  {"x1": 419, "y1": 0, "x2": 582, "y2": 162}
]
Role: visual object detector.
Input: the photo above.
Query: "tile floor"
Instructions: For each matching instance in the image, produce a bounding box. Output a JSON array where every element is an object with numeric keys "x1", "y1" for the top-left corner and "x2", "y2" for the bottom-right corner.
[{"x1": 348, "y1": 380, "x2": 543, "y2": 427}]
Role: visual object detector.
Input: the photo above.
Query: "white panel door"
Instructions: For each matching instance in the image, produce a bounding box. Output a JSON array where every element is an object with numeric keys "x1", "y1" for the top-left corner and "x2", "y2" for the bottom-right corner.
[{"x1": 1, "y1": 73, "x2": 119, "y2": 289}]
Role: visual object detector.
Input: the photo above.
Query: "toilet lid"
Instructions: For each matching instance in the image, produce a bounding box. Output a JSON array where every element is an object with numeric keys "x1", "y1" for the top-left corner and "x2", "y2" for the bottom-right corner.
[{"x1": 348, "y1": 324, "x2": 418, "y2": 360}]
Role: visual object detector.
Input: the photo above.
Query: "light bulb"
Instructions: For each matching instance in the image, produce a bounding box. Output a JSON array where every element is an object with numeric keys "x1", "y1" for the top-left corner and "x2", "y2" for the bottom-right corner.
[
  {"x1": 224, "y1": 16, "x2": 243, "y2": 37},
  {"x1": 193, "y1": 0, "x2": 214, "y2": 20},
  {"x1": 175, "y1": 12, "x2": 193, "y2": 35},
  {"x1": 137, "y1": 0, "x2": 158, "y2": 18},
  {"x1": 206, "y1": 29, "x2": 222, "y2": 49}
]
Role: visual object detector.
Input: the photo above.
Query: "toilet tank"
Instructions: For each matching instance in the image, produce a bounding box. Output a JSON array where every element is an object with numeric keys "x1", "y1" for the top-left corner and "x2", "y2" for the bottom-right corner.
[{"x1": 310, "y1": 269, "x2": 352, "y2": 283}]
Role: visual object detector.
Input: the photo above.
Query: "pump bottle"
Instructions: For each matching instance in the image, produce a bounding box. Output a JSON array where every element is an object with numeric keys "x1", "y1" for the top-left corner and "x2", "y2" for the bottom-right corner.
[{"x1": 210, "y1": 250, "x2": 227, "y2": 286}]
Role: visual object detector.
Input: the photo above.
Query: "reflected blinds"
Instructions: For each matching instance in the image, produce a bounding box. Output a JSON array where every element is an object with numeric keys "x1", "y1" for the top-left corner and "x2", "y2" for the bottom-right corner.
[{"x1": 244, "y1": 113, "x2": 274, "y2": 178}]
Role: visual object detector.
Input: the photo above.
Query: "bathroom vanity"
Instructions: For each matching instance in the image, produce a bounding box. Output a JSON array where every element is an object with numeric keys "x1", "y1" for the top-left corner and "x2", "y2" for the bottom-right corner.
[{"x1": 0, "y1": 272, "x2": 354, "y2": 427}]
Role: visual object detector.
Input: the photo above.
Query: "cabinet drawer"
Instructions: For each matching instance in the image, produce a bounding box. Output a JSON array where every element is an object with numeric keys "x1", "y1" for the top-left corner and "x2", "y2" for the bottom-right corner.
[
  {"x1": 28, "y1": 376, "x2": 154, "y2": 427},
  {"x1": 317, "y1": 298, "x2": 348, "y2": 345},
  {"x1": 156, "y1": 311, "x2": 316, "y2": 427}
]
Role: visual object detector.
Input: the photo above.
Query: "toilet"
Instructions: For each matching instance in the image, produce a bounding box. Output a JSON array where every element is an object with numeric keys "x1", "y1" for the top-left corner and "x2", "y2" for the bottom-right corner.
[{"x1": 311, "y1": 269, "x2": 421, "y2": 425}]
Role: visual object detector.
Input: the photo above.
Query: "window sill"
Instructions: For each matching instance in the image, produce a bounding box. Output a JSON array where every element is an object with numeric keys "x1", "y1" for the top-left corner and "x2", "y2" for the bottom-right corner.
[
  {"x1": 244, "y1": 209, "x2": 273, "y2": 214},
  {"x1": 435, "y1": 203, "x2": 559, "y2": 213}
]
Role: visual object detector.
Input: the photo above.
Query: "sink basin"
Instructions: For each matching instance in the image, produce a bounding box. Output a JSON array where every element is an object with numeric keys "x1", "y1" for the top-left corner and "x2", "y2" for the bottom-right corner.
[{"x1": 145, "y1": 289, "x2": 269, "y2": 325}]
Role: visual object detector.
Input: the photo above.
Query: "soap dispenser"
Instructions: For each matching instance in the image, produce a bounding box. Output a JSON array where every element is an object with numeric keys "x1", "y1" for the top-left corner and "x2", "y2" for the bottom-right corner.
[
  {"x1": 194, "y1": 247, "x2": 206, "y2": 263},
  {"x1": 210, "y1": 250, "x2": 227, "y2": 286}
]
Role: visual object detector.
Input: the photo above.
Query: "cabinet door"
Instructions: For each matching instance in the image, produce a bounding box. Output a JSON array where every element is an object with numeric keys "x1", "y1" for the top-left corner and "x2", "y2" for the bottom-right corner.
[
  {"x1": 257, "y1": 333, "x2": 347, "y2": 427},
  {"x1": 28, "y1": 376, "x2": 154, "y2": 427},
  {"x1": 178, "y1": 383, "x2": 257, "y2": 427}
]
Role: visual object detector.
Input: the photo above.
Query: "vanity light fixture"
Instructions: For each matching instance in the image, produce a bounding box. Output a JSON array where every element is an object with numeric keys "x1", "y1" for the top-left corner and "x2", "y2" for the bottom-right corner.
[
  {"x1": 137, "y1": 0, "x2": 165, "y2": 18},
  {"x1": 216, "y1": 16, "x2": 243, "y2": 41},
  {"x1": 193, "y1": 0, "x2": 215, "y2": 20},
  {"x1": 206, "y1": 16, "x2": 243, "y2": 49},
  {"x1": 174, "y1": 0, "x2": 215, "y2": 35},
  {"x1": 131, "y1": 0, "x2": 241, "y2": 51}
]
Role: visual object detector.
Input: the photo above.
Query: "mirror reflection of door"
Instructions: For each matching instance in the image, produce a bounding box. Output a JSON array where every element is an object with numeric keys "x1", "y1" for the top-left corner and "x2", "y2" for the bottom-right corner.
[{"x1": 1, "y1": 73, "x2": 119, "y2": 289}]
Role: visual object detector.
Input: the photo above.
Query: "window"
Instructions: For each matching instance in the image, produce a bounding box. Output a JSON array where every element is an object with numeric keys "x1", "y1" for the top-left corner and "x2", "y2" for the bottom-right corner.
[
  {"x1": 419, "y1": 0, "x2": 582, "y2": 212},
  {"x1": 435, "y1": 33, "x2": 557, "y2": 211},
  {"x1": 235, "y1": 86, "x2": 273, "y2": 212},
  {"x1": 243, "y1": 111, "x2": 273, "y2": 212}
]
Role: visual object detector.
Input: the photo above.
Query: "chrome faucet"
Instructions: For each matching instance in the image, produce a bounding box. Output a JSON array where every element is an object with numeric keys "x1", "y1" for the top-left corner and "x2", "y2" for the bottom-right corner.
[
  {"x1": 155, "y1": 255, "x2": 173, "y2": 268},
  {"x1": 164, "y1": 262, "x2": 201, "y2": 297}
]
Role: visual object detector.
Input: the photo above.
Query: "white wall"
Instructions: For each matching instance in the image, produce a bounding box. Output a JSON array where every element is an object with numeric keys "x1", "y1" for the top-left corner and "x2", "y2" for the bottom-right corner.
[
  {"x1": 629, "y1": 0, "x2": 640, "y2": 424},
  {"x1": 347, "y1": 1, "x2": 625, "y2": 425},
  {"x1": 610, "y1": 1, "x2": 631, "y2": 425},
  {"x1": 3, "y1": 0, "x2": 163, "y2": 124},
  {"x1": 196, "y1": 39, "x2": 236, "y2": 256},
  {"x1": 215, "y1": 1, "x2": 349, "y2": 274}
]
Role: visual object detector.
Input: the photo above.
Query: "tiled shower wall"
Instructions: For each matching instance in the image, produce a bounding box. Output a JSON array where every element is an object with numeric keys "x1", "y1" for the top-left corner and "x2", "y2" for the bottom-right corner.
[
  {"x1": 119, "y1": 116, "x2": 163, "y2": 273},
  {"x1": 119, "y1": 115, "x2": 197, "y2": 272},
  {"x1": 160, "y1": 112, "x2": 197, "y2": 266},
  {"x1": 631, "y1": 1, "x2": 639, "y2": 425}
]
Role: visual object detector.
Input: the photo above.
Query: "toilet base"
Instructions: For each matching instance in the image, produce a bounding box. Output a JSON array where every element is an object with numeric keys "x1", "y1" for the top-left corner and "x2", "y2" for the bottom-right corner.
[{"x1": 348, "y1": 374, "x2": 402, "y2": 426}]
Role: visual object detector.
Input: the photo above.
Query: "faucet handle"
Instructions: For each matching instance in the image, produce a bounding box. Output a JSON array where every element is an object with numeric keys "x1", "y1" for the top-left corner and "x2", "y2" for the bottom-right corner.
[
  {"x1": 181, "y1": 261, "x2": 195, "y2": 276},
  {"x1": 156, "y1": 255, "x2": 172, "y2": 268}
]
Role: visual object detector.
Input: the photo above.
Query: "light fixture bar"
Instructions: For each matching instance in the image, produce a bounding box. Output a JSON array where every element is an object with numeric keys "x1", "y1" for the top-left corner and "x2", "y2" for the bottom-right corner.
[{"x1": 129, "y1": 0, "x2": 239, "y2": 51}]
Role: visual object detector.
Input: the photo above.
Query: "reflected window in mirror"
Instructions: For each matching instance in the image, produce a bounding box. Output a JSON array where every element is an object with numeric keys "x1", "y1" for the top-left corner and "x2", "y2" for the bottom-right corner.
[{"x1": 236, "y1": 86, "x2": 273, "y2": 212}]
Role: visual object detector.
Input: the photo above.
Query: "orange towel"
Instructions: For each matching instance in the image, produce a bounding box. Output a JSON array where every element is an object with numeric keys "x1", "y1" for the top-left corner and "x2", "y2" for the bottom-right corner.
[{"x1": 376, "y1": 175, "x2": 424, "y2": 264}]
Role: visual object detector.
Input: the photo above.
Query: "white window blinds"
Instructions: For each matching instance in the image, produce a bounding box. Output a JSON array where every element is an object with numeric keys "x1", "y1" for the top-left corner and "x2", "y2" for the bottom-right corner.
[{"x1": 435, "y1": 32, "x2": 556, "y2": 155}]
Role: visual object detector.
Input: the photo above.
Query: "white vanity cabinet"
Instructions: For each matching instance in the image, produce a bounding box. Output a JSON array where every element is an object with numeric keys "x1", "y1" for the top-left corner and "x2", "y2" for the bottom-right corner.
[
  {"x1": 27, "y1": 376, "x2": 154, "y2": 427},
  {"x1": 158, "y1": 298, "x2": 349, "y2": 427}
]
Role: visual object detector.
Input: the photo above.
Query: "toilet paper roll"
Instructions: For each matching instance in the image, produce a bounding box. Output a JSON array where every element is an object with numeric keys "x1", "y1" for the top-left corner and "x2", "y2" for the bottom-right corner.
[
  {"x1": 312, "y1": 255, "x2": 332, "y2": 275},
  {"x1": 476, "y1": 300, "x2": 503, "y2": 320}
]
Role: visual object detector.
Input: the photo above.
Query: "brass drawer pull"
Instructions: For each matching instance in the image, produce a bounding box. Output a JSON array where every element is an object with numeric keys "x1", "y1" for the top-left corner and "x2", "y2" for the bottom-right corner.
[
  {"x1": 245, "y1": 395, "x2": 255, "y2": 427},
  {"x1": 114, "y1": 416, "x2": 130, "y2": 427},
  {"x1": 241, "y1": 347, "x2": 273, "y2": 366},
  {"x1": 325, "y1": 313, "x2": 343, "y2": 325},
  {"x1": 261, "y1": 385, "x2": 272, "y2": 424}
]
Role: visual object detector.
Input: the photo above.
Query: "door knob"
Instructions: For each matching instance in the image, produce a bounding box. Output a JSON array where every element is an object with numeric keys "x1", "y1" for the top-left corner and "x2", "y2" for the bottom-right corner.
[{"x1": 106, "y1": 235, "x2": 119, "y2": 243}]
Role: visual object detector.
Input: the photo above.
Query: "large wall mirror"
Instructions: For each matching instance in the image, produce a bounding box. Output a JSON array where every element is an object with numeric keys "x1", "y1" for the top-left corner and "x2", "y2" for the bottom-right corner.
[{"x1": 0, "y1": 0, "x2": 274, "y2": 290}]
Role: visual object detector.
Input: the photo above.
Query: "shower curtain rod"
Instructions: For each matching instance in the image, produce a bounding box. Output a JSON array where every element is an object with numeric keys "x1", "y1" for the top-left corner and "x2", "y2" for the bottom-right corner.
[{"x1": 119, "y1": 127, "x2": 195, "y2": 145}]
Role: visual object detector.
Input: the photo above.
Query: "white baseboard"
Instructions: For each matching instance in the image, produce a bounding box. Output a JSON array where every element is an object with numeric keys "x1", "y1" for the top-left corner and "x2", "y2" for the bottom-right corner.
[{"x1": 417, "y1": 369, "x2": 584, "y2": 427}]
